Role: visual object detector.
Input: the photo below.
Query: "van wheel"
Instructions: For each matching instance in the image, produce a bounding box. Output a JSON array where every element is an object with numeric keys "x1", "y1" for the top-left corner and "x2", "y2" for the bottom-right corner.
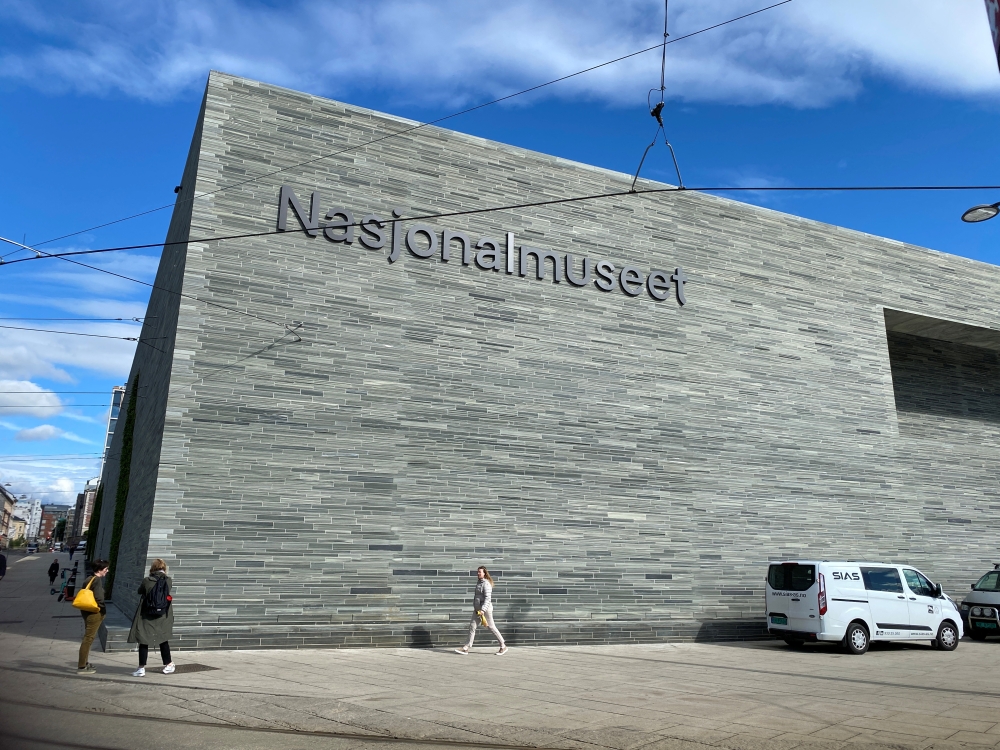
[
  {"x1": 843, "y1": 622, "x2": 869, "y2": 655},
  {"x1": 783, "y1": 637, "x2": 804, "y2": 648},
  {"x1": 935, "y1": 622, "x2": 959, "y2": 651}
]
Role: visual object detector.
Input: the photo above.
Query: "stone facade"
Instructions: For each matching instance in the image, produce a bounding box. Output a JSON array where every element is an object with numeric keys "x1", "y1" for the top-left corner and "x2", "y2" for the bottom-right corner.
[{"x1": 96, "y1": 71, "x2": 1000, "y2": 650}]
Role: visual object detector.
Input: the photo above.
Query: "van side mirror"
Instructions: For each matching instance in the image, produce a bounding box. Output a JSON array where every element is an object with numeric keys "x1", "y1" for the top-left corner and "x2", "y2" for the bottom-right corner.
[
  {"x1": 934, "y1": 583, "x2": 943, "y2": 598},
  {"x1": 972, "y1": 583, "x2": 977, "y2": 590}
]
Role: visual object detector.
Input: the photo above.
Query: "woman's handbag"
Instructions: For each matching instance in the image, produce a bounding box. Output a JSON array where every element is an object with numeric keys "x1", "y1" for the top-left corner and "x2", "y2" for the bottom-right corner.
[{"x1": 72, "y1": 576, "x2": 101, "y2": 613}]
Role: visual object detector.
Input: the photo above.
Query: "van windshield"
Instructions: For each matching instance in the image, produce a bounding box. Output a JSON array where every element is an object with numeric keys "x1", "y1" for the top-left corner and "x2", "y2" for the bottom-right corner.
[{"x1": 768, "y1": 563, "x2": 815, "y2": 591}]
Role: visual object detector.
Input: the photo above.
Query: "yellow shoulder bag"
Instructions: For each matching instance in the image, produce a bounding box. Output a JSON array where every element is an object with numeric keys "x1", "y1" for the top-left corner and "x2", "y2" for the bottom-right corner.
[{"x1": 72, "y1": 576, "x2": 101, "y2": 613}]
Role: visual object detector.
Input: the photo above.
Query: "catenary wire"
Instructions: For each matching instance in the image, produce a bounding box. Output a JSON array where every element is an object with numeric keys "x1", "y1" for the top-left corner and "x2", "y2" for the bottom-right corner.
[
  {"x1": 5, "y1": 183, "x2": 1000, "y2": 267},
  {"x1": 0, "y1": 317, "x2": 145, "y2": 322},
  {"x1": 0, "y1": 324, "x2": 153, "y2": 342},
  {"x1": 27, "y1": 1, "x2": 794, "y2": 251},
  {"x1": 0, "y1": 391, "x2": 121, "y2": 394},
  {"x1": 0, "y1": 404, "x2": 110, "y2": 409}
]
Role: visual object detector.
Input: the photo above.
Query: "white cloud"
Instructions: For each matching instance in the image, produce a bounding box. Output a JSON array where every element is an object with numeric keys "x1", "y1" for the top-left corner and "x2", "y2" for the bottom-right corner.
[
  {"x1": 0, "y1": 379, "x2": 63, "y2": 417},
  {"x1": 0, "y1": 322, "x2": 138, "y2": 381},
  {"x1": 15, "y1": 424, "x2": 92, "y2": 444},
  {"x1": 0, "y1": 466, "x2": 101, "y2": 506},
  {"x1": 0, "y1": 0, "x2": 997, "y2": 108}
]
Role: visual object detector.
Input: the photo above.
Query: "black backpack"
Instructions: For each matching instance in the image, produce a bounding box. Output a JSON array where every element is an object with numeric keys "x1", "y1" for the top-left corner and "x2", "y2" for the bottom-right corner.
[{"x1": 143, "y1": 575, "x2": 170, "y2": 618}]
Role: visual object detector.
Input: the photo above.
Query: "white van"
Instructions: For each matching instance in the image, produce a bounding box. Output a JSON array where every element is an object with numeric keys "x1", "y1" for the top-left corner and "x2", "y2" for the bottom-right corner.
[{"x1": 765, "y1": 561, "x2": 963, "y2": 655}]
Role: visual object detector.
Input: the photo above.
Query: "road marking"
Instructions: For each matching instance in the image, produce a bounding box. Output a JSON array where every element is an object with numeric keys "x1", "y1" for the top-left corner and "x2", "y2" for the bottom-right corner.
[{"x1": 13, "y1": 556, "x2": 39, "y2": 564}]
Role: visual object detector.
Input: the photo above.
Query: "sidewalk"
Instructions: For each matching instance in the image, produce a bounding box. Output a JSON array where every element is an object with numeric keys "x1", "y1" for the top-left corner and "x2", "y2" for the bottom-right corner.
[{"x1": 2, "y1": 551, "x2": 999, "y2": 750}]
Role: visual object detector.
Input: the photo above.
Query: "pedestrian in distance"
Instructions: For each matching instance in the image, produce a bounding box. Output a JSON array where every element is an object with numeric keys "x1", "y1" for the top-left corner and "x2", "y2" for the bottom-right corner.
[
  {"x1": 77, "y1": 559, "x2": 109, "y2": 675},
  {"x1": 68, "y1": 545, "x2": 75, "y2": 560},
  {"x1": 48, "y1": 558, "x2": 59, "y2": 585},
  {"x1": 455, "y1": 566, "x2": 508, "y2": 656},
  {"x1": 128, "y1": 558, "x2": 175, "y2": 677}
]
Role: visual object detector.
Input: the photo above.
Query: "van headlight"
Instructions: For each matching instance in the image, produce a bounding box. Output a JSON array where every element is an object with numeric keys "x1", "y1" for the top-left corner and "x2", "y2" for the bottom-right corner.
[
  {"x1": 972, "y1": 607, "x2": 982, "y2": 616},
  {"x1": 961, "y1": 602, "x2": 969, "y2": 610}
]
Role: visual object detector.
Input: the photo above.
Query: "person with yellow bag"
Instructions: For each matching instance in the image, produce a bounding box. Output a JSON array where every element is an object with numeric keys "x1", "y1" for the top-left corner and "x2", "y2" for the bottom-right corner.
[
  {"x1": 73, "y1": 559, "x2": 109, "y2": 675},
  {"x1": 454, "y1": 566, "x2": 508, "y2": 656}
]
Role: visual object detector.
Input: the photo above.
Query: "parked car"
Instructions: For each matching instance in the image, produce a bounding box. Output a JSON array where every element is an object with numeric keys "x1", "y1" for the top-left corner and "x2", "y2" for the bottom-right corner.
[
  {"x1": 766, "y1": 560, "x2": 963, "y2": 655},
  {"x1": 960, "y1": 565, "x2": 1000, "y2": 640},
  {"x1": 75, "y1": 540, "x2": 87, "y2": 551}
]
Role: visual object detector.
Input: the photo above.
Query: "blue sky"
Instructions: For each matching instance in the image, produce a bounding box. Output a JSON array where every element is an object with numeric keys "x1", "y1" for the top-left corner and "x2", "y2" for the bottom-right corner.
[{"x1": 2, "y1": 0, "x2": 1000, "y2": 505}]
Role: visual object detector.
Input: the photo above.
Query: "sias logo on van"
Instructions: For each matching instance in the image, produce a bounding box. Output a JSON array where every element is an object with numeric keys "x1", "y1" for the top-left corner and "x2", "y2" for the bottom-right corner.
[{"x1": 832, "y1": 572, "x2": 860, "y2": 581}]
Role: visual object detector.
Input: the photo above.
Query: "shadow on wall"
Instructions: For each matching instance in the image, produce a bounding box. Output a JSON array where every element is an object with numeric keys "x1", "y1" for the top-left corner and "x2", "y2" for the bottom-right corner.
[
  {"x1": 694, "y1": 620, "x2": 769, "y2": 642},
  {"x1": 408, "y1": 626, "x2": 434, "y2": 649},
  {"x1": 499, "y1": 596, "x2": 533, "y2": 647}
]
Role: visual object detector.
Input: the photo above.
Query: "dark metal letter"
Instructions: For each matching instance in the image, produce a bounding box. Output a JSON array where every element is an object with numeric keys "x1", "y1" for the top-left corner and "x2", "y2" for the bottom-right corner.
[
  {"x1": 646, "y1": 270, "x2": 671, "y2": 301},
  {"x1": 564, "y1": 255, "x2": 591, "y2": 287},
  {"x1": 671, "y1": 267, "x2": 688, "y2": 305},
  {"x1": 594, "y1": 260, "x2": 615, "y2": 291},
  {"x1": 406, "y1": 224, "x2": 438, "y2": 259},
  {"x1": 442, "y1": 230, "x2": 471, "y2": 264},
  {"x1": 475, "y1": 237, "x2": 503, "y2": 271},
  {"x1": 388, "y1": 209, "x2": 404, "y2": 263},
  {"x1": 359, "y1": 215, "x2": 385, "y2": 250},
  {"x1": 619, "y1": 266, "x2": 644, "y2": 297},
  {"x1": 519, "y1": 246, "x2": 562, "y2": 283},
  {"x1": 277, "y1": 185, "x2": 319, "y2": 237},
  {"x1": 323, "y1": 208, "x2": 355, "y2": 244}
]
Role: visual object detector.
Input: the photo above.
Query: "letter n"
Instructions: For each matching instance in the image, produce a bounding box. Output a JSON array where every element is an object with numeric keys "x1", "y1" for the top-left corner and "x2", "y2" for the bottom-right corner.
[{"x1": 277, "y1": 186, "x2": 320, "y2": 237}]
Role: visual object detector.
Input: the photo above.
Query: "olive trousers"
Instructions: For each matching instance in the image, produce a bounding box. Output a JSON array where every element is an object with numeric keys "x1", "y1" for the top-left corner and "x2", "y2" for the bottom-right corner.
[{"x1": 78, "y1": 611, "x2": 105, "y2": 669}]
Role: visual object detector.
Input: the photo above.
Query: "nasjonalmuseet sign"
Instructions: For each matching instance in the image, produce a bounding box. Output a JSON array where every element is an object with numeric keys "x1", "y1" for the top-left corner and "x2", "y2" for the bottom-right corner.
[{"x1": 277, "y1": 186, "x2": 687, "y2": 305}]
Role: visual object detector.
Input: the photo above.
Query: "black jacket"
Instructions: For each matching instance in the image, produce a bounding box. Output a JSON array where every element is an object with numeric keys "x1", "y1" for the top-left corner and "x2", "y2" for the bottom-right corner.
[{"x1": 48, "y1": 561, "x2": 60, "y2": 578}]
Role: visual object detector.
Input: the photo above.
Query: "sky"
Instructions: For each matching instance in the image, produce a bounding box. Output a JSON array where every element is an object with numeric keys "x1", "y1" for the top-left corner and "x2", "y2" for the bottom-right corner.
[{"x1": 2, "y1": 0, "x2": 1000, "y2": 507}]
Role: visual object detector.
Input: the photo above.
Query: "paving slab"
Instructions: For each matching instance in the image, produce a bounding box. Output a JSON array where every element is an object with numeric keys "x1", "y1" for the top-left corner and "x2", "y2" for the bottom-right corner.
[{"x1": 2, "y1": 550, "x2": 999, "y2": 750}]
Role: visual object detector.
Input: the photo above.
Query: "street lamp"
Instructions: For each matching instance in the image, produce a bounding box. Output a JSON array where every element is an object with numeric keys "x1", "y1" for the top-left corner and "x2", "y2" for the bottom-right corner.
[{"x1": 961, "y1": 203, "x2": 1000, "y2": 223}]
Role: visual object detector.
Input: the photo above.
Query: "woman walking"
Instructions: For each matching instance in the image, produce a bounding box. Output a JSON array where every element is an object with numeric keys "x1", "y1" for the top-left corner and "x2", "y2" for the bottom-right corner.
[
  {"x1": 48, "y1": 558, "x2": 60, "y2": 586},
  {"x1": 455, "y1": 566, "x2": 508, "y2": 656},
  {"x1": 128, "y1": 558, "x2": 175, "y2": 676},
  {"x1": 77, "y1": 559, "x2": 109, "y2": 674}
]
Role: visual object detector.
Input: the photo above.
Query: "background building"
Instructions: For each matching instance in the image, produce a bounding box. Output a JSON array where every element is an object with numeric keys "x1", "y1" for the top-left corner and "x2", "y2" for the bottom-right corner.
[
  {"x1": 93, "y1": 72, "x2": 1000, "y2": 650},
  {"x1": 8, "y1": 517, "x2": 26, "y2": 544},
  {"x1": 0, "y1": 486, "x2": 14, "y2": 549},
  {"x1": 68, "y1": 478, "x2": 100, "y2": 547},
  {"x1": 99, "y1": 386, "x2": 126, "y2": 481},
  {"x1": 12, "y1": 498, "x2": 40, "y2": 540},
  {"x1": 39, "y1": 505, "x2": 70, "y2": 544}
]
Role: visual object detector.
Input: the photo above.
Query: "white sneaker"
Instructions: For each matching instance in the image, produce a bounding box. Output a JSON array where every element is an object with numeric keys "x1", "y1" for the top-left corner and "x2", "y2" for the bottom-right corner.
[
  {"x1": 454, "y1": 647, "x2": 469, "y2": 655},
  {"x1": 163, "y1": 663, "x2": 175, "y2": 674},
  {"x1": 132, "y1": 667, "x2": 146, "y2": 677},
  {"x1": 496, "y1": 646, "x2": 509, "y2": 656}
]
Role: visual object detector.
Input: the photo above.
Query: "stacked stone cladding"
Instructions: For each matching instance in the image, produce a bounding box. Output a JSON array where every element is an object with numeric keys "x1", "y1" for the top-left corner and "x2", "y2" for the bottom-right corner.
[{"x1": 108, "y1": 71, "x2": 1000, "y2": 649}]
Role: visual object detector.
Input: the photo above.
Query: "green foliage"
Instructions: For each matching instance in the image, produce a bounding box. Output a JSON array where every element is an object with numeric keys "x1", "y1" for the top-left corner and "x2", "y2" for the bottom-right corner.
[
  {"x1": 54, "y1": 518, "x2": 66, "y2": 541},
  {"x1": 105, "y1": 372, "x2": 139, "y2": 598},
  {"x1": 84, "y1": 484, "x2": 104, "y2": 562}
]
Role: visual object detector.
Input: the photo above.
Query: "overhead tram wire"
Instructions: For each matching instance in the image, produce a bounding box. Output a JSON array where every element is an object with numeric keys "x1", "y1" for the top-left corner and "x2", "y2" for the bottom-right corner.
[
  {"x1": 0, "y1": 317, "x2": 146, "y2": 322},
  {"x1": 5, "y1": 183, "x2": 1000, "y2": 268},
  {"x1": 0, "y1": 2, "x2": 792, "y2": 348},
  {"x1": 26, "y1": 1, "x2": 794, "y2": 251}
]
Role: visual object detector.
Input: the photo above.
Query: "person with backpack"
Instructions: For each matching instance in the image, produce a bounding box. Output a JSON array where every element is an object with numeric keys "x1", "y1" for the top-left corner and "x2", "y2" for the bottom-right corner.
[
  {"x1": 128, "y1": 558, "x2": 175, "y2": 676},
  {"x1": 454, "y1": 566, "x2": 508, "y2": 656},
  {"x1": 77, "y1": 559, "x2": 109, "y2": 674}
]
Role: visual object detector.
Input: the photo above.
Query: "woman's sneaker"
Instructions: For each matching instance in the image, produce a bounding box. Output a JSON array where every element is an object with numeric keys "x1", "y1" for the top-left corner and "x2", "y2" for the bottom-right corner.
[
  {"x1": 132, "y1": 667, "x2": 146, "y2": 677},
  {"x1": 77, "y1": 664, "x2": 96, "y2": 675},
  {"x1": 453, "y1": 646, "x2": 469, "y2": 655},
  {"x1": 496, "y1": 646, "x2": 509, "y2": 656},
  {"x1": 163, "y1": 663, "x2": 175, "y2": 674}
]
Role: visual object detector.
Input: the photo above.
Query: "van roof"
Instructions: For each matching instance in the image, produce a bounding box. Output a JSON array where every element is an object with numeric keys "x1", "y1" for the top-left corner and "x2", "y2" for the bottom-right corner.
[{"x1": 768, "y1": 561, "x2": 902, "y2": 567}]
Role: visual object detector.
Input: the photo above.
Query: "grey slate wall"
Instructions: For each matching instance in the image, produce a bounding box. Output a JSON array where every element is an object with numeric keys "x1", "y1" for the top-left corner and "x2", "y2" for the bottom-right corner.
[
  {"x1": 117, "y1": 71, "x2": 1000, "y2": 649},
  {"x1": 94, "y1": 93, "x2": 205, "y2": 613}
]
